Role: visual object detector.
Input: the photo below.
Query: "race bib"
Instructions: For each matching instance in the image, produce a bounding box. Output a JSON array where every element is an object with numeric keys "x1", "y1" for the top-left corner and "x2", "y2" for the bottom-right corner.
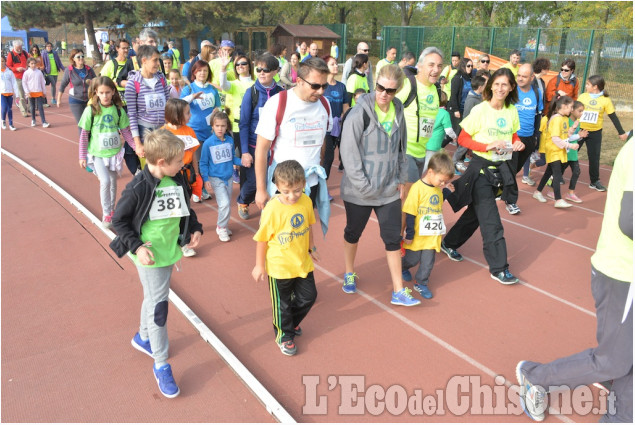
[
  {"x1": 144, "y1": 93, "x2": 165, "y2": 112},
  {"x1": 295, "y1": 128, "x2": 322, "y2": 147},
  {"x1": 98, "y1": 131, "x2": 121, "y2": 151},
  {"x1": 210, "y1": 143, "x2": 233, "y2": 164},
  {"x1": 196, "y1": 93, "x2": 216, "y2": 111},
  {"x1": 419, "y1": 117, "x2": 435, "y2": 139},
  {"x1": 149, "y1": 186, "x2": 189, "y2": 221},
  {"x1": 579, "y1": 110, "x2": 599, "y2": 125},
  {"x1": 176, "y1": 135, "x2": 200, "y2": 150},
  {"x1": 492, "y1": 141, "x2": 513, "y2": 161},
  {"x1": 69, "y1": 88, "x2": 75, "y2": 97},
  {"x1": 419, "y1": 214, "x2": 446, "y2": 236}
]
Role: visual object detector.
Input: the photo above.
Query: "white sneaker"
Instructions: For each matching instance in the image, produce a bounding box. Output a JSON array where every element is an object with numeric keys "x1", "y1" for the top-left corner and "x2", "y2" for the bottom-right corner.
[
  {"x1": 191, "y1": 194, "x2": 201, "y2": 203},
  {"x1": 42, "y1": 122, "x2": 50, "y2": 128},
  {"x1": 1, "y1": 121, "x2": 6, "y2": 130},
  {"x1": 201, "y1": 191, "x2": 212, "y2": 200},
  {"x1": 532, "y1": 191, "x2": 547, "y2": 203},
  {"x1": 216, "y1": 226, "x2": 230, "y2": 242},
  {"x1": 181, "y1": 245, "x2": 196, "y2": 257},
  {"x1": 521, "y1": 176, "x2": 535, "y2": 186},
  {"x1": 554, "y1": 199, "x2": 572, "y2": 208},
  {"x1": 31, "y1": 120, "x2": 36, "y2": 127},
  {"x1": 9, "y1": 125, "x2": 16, "y2": 131}
]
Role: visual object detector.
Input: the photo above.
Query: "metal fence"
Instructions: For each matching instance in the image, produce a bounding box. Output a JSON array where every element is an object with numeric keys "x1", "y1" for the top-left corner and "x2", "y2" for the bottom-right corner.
[{"x1": 381, "y1": 26, "x2": 633, "y2": 109}]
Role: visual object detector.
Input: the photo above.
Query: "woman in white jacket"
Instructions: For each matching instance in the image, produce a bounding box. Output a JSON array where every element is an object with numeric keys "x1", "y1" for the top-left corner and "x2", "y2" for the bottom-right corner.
[{"x1": 1, "y1": 56, "x2": 19, "y2": 130}]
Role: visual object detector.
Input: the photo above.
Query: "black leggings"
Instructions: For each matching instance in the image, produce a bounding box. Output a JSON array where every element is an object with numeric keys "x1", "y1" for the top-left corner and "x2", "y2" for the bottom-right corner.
[
  {"x1": 561, "y1": 160, "x2": 581, "y2": 191},
  {"x1": 577, "y1": 129, "x2": 602, "y2": 184},
  {"x1": 343, "y1": 198, "x2": 402, "y2": 251},
  {"x1": 537, "y1": 160, "x2": 564, "y2": 200}
]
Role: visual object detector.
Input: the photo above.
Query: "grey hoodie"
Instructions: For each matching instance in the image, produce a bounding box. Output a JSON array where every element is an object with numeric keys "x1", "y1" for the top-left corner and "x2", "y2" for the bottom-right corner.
[{"x1": 340, "y1": 92, "x2": 408, "y2": 206}]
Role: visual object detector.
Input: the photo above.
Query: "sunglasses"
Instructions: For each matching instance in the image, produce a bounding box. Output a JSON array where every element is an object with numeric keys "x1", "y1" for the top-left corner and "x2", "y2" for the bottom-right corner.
[
  {"x1": 236, "y1": 61, "x2": 249, "y2": 67},
  {"x1": 255, "y1": 67, "x2": 272, "y2": 73},
  {"x1": 361, "y1": 49, "x2": 369, "y2": 52},
  {"x1": 481, "y1": 60, "x2": 490, "y2": 63},
  {"x1": 75, "y1": 55, "x2": 85, "y2": 59},
  {"x1": 466, "y1": 64, "x2": 473, "y2": 68},
  {"x1": 375, "y1": 82, "x2": 398, "y2": 95},
  {"x1": 299, "y1": 76, "x2": 328, "y2": 90},
  {"x1": 561, "y1": 68, "x2": 571, "y2": 72}
]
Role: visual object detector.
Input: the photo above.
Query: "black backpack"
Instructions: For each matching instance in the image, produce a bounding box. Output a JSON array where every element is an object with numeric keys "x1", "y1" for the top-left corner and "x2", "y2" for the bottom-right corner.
[{"x1": 402, "y1": 66, "x2": 442, "y2": 139}]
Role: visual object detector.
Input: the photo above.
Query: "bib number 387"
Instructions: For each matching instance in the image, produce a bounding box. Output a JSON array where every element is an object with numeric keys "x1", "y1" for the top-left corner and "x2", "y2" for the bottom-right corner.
[{"x1": 149, "y1": 186, "x2": 190, "y2": 220}]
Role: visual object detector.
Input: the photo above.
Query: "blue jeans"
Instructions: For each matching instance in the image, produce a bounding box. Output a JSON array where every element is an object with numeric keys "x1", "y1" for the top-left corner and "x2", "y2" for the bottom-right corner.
[
  {"x1": 237, "y1": 145, "x2": 256, "y2": 205},
  {"x1": 210, "y1": 176, "x2": 232, "y2": 228},
  {"x1": 29, "y1": 97, "x2": 46, "y2": 123},
  {"x1": 1, "y1": 95, "x2": 13, "y2": 125}
]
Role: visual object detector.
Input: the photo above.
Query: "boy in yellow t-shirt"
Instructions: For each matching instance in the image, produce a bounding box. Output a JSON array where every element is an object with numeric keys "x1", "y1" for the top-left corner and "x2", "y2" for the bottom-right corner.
[
  {"x1": 402, "y1": 152, "x2": 455, "y2": 299},
  {"x1": 252, "y1": 160, "x2": 320, "y2": 356}
]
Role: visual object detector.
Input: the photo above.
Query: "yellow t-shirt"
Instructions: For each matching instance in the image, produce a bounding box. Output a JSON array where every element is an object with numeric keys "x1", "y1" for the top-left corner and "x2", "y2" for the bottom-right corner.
[
  {"x1": 591, "y1": 138, "x2": 633, "y2": 282},
  {"x1": 395, "y1": 78, "x2": 439, "y2": 158},
  {"x1": 346, "y1": 74, "x2": 369, "y2": 107},
  {"x1": 253, "y1": 194, "x2": 316, "y2": 279},
  {"x1": 402, "y1": 179, "x2": 445, "y2": 252},
  {"x1": 577, "y1": 93, "x2": 615, "y2": 132},
  {"x1": 374, "y1": 102, "x2": 395, "y2": 134},
  {"x1": 500, "y1": 62, "x2": 519, "y2": 77},
  {"x1": 222, "y1": 78, "x2": 254, "y2": 133},
  {"x1": 459, "y1": 101, "x2": 520, "y2": 161},
  {"x1": 545, "y1": 115, "x2": 569, "y2": 164}
]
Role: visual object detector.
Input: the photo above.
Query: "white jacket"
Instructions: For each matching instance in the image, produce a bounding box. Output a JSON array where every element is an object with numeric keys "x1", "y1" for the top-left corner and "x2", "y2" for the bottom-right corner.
[{"x1": 1, "y1": 67, "x2": 19, "y2": 97}]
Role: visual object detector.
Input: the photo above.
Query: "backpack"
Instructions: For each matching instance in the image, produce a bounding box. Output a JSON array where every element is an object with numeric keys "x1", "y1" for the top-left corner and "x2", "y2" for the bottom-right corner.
[
  {"x1": 10, "y1": 50, "x2": 28, "y2": 67},
  {"x1": 402, "y1": 66, "x2": 442, "y2": 140},
  {"x1": 268, "y1": 89, "x2": 331, "y2": 166},
  {"x1": 133, "y1": 72, "x2": 167, "y2": 94}
]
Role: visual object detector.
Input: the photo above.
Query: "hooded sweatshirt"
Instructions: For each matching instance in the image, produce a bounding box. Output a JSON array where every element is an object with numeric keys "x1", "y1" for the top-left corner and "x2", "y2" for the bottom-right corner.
[{"x1": 340, "y1": 92, "x2": 408, "y2": 206}]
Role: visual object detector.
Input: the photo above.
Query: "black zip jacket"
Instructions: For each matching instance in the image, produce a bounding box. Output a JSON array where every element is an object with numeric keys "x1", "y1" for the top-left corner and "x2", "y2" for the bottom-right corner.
[{"x1": 109, "y1": 167, "x2": 203, "y2": 258}]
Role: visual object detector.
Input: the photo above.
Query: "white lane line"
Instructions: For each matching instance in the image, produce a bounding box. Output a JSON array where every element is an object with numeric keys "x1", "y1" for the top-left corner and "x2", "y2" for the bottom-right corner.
[
  {"x1": 199, "y1": 200, "x2": 593, "y2": 422},
  {"x1": 1, "y1": 149, "x2": 295, "y2": 424}
]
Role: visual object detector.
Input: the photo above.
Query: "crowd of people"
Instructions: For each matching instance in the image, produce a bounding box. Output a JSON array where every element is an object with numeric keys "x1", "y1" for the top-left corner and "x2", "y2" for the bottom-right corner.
[{"x1": 2, "y1": 32, "x2": 632, "y2": 422}]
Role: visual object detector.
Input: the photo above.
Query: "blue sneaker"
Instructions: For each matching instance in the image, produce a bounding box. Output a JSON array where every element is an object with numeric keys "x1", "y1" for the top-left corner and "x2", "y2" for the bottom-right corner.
[
  {"x1": 516, "y1": 361, "x2": 547, "y2": 421},
  {"x1": 414, "y1": 283, "x2": 433, "y2": 299},
  {"x1": 342, "y1": 272, "x2": 357, "y2": 293},
  {"x1": 153, "y1": 363, "x2": 180, "y2": 398},
  {"x1": 441, "y1": 241, "x2": 463, "y2": 262},
  {"x1": 402, "y1": 269, "x2": 412, "y2": 282},
  {"x1": 131, "y1": 332, "x2": 153, "y2": 357},
  {"x1": 391, "y1": 287, "x2": 421, "y2": 306},
  {"x1": 491, "y1": 269, "x2": 519, "y2": 285}
]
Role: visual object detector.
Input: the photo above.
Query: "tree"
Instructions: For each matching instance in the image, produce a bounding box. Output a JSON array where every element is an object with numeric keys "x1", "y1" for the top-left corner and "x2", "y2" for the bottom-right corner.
[{"x1": 397, "y1": 1, "x2": 424, "y2": 26}]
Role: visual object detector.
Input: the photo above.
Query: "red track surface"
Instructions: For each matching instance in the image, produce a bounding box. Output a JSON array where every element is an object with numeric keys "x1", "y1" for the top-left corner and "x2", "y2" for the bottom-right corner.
[{"x1": 1, "y1": 97, "x2": 614, "y2": 422}]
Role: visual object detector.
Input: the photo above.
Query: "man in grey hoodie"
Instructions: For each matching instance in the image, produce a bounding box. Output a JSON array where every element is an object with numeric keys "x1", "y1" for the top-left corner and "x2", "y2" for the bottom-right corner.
[{"x1": 339, "y1": 64, "x2": 421, "y2": 307}]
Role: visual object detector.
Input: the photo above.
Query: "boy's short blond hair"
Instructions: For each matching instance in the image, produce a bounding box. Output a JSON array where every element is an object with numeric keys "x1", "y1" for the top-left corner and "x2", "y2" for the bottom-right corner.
[
  {"x1": 427, "y1": 152, "x2": 454, "y2": 177},
  {"x1": 273, "y1": 160, "x2": 306, "y2": 187},
  {"x1": 143, "y1": 129, "x2": 185, "y2": 165}
]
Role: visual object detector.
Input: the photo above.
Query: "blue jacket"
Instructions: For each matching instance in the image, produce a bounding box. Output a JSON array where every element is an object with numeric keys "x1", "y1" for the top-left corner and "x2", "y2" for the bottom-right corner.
[
  {"x1": 199, "y1": 133, "x2": 242, "y2": 182},
  {"x1": 239, "y1": 80, "x2": 284, "y2": 153},
  {"x1": 180, "y1": 82, "x2": 221, "y2": 142}
]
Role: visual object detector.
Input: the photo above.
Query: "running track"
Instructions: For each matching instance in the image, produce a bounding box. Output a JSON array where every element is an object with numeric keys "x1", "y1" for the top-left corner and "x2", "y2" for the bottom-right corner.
[{"x1": 1, "y1": 99, "x2": 615, "y2": 422}]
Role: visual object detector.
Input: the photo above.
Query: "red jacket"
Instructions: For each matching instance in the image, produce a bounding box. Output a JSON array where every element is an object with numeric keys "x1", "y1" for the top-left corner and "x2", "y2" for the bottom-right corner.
[{"x1": 7, "y1": 49, "x2": 30, "y2": 79}]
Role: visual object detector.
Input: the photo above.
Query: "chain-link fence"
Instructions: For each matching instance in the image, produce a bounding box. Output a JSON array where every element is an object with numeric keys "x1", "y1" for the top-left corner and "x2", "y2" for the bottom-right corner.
[{"x1": 381, "y1": 26, "x2": 633, "y2": 109}]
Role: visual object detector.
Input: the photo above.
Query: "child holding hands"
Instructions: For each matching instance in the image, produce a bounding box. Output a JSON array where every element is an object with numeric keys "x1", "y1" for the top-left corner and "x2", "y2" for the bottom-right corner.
[
  {"x1": 252, "y1": 160, "x2": 320, "y2": 356},
  {"x1": 402, "y1": 152, "x2": 455, "y2": 299}
]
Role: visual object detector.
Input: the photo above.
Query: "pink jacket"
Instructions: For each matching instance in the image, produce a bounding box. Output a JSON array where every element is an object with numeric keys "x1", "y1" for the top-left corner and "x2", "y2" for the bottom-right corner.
[{"x1": 22, "y1": 68, "x2": 47, "y2": 97}]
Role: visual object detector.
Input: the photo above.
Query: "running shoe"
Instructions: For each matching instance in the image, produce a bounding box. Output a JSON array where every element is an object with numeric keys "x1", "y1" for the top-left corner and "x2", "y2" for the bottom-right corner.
[
  {"x1": 1, "y1": 121, "x2": 6, "y2": 130},
  {"x1": 131, "y1": 332, "x2": 153, "y2": 357},
  {"x1": 490, "y1": 269, "x2": 519, "y2": 284},
  {"x1": 9, "y1": 125, "x2": 16, "y2": 131},
  {"x1": 521, "y1": 176, "x2": 536, "y2": 186},
  {"x1": 278, "y1": 340, "x2": 297, "y2": 356},
  {"x1": 455, "y1": 161, "x2": 467, "y2": 173},
  {"x1": 390, "y1": 287, "x2": 421, "y2": 306},
  {"x1": 181, "y1": 245, "x2": 196, "y2": 257},
  {"x1": 532, "y1": 191, "x2": 547, "y2": 203},
  {"x1": 342, "y1": 272, "x2": 357, "y2": 293},
  {"x1": 201, "y1": 188, "x2": 212, "y2": 200},
  {"x1": 506, "y1": 203, "x2": 521, "y2": 215},
  {"x1": 102, "y1": 214, "x2": 113, "y2": 230},
  {"x1": 554, "y1": 199, "x2": 572, "y2": 209},
  {"x1": 589, "y1": 181, "x2": 607, "y2": 192},
  {"x1": 402, "y1": 269, "x2": 412, "y2": 282},
  {"x1": 31, "y1": 120, "x2": 36, "y2": 127},
  {"x1": 153, "y1": 363, "x2": 180, "y2": 398},
  {"x1": 42, "y1": 122, "x2": 50, "y2": 128},
  {"x1": 414, "y1": 283, "x2": 433, "y2": 299},
  {"x1": 237, "y1": 203, "x2": 249, "y2": 220},
  {"x1": 516, "y1": 361, "x2": 547, "y2": 421},
  {"x1": 294, "y1": 326, "x2": 302, "y2": 336},
  {"x1": 216, "y1": 226, "x2": 230, "y2": 242},
  {"x1": 565, "y1": 193, "x2": 582, "y2": 203},
  {"x1": 191, "y1": 194, "x2": 201, "y2": 203},
  {"x1": 440, "y1": 240, "x2": 463, "y2": 262}
]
